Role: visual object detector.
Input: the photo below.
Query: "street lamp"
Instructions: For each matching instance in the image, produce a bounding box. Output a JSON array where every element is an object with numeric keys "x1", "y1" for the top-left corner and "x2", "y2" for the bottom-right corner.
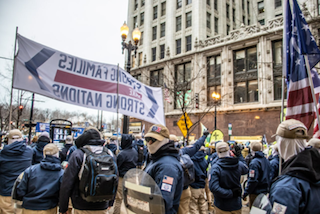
[
  {"x1": 212, "y1": 92, "x2": 220, "y2": 131},
  {"x1": 120, "y1": 22, "x2": 141, "y2": 134}
]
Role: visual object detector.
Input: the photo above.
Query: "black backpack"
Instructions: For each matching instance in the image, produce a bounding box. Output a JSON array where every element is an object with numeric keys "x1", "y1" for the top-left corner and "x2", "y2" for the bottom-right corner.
[
  {"x1": 180, "y1": 153, "x2": 195, "y2": 187},
  {"x1": 79, "y1": 147, "x2": 118, "y2": 202},
  {"x1": 137, "y1": 144, "x2": 145, "y2": 163}
]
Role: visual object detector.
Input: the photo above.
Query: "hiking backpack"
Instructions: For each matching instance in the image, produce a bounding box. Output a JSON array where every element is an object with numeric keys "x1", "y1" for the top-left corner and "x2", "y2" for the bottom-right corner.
[
  {"x1": 180, "y1": 153, "x2": 195, "y2": 187},
  {"x1": 79, "y1": 147, "x2": 118, "y2": 202}
]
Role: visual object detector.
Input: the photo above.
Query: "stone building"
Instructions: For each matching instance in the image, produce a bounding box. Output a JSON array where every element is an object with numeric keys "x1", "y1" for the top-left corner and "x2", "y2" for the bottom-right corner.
[{"x1": 125, "y1": 0, "x2": 320, "y2": 142}]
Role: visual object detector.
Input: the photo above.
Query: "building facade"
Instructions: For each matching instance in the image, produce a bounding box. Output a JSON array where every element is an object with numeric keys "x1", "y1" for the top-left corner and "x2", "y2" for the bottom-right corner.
[{"x1": 125, "y1": 0, "x2": 320, "y2": 142}]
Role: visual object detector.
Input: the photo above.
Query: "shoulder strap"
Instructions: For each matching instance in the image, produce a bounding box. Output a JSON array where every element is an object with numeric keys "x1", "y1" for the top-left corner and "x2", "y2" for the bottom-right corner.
[{"x1": 81, "y1": 147, "x2": 93, "y2": 156}]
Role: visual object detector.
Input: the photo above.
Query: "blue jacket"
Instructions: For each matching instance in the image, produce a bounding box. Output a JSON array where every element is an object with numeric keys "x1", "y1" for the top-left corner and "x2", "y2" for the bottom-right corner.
[
  {"x1": 209, "y1": 157, "x2": 248, "y2": 211},
  {"x1": 32, "y1": 136, "x2": 50, "y2": 164},
  {"x1": 243, "y1": 151, "x2": 271, "y2": 197},
  {"x1": 190, "y1": 150, "x2": 208, "y2": 189},
  {"x1": 134, "y1": 139, "x2": 148, "y2": 166},
  {"x1": 117, "y1": 134, "x2": 138, "y2": 177},
  {"x1": 180, "y1": 135, "x2": 206, "y2": 157},
  {"x1": 66, "y1": 145, "x2": 77, "y2": 161},
  {"x1": 269, "y1": 148, "x2": 320, "y2": 214},
  {"x1": 208, "y1": 152, "x2": 218, "y2": 165},
  {"x1": 17, "y1": 156, "x2": 64, "y2": 210},
  {"x1": 0, "y1": 140, "x2": 33, "y2": 196},
  {"x1": 106, "y1": 144, "x2": 118, "y2": 155},
  {"x1": 269, "y1": 154, "x2": 279, "y2": 181},
  {"x1": 145, "y1": 142, "x2": 184, "y2": 214},
  {"x1": 60, "y1": 143, "x2": 73, "y2": 162}
]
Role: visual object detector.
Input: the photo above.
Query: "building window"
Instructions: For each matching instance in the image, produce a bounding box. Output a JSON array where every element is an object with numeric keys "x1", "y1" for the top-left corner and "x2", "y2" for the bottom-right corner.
[
  {"x1": 175, "y1": 62, "x2": 192, "y2": 109},
  {"x1": 207, "y1": 55, "x2": 221, "y2": 106},
  {"x1": 226, "y1": 4, "x2": 229, "y2": 19},
  {"x1": 176, "y1": 16, "x2": 182, "y2": 32},
  {"x1": 138, "y1": 52, "x2": 143, "y2": 66},
  {"x1": 134, "y1": 0, "x2": 138, "y2": 10},
  {"x1": 207, "y1": 13, "x2": 211, "y2": 29},
  {"x1": 133, "y1": 74, "x2": 142, "y2": 82},
  {"x1": 207, "y1": 0, "x2": 210, "y2": 6},
  {"x1": 153, "y1": 6, "x2": 158, "y2": 20},
  {"x1": 186, "y1": 35, "x2": 192, "y2": 51},
  {"x1": 140, "y1": 12, "x2": 144, "y2": 26},
  {"x1": 152, "y1": 26, "x2": 157, "y2": 40},
  {"x1": 176, "y1": 39, "x2": 181, "y2": 55},
  {"x1": 242, "y1": 0, "x2": 245, "y2": 10},
  {"x1": 186, "y1": 0, "x2": 192, "y2": 5},
  {"x1": 161, "y1": 2, "x2": 166, "y2": 16},
  {"x1": 141, "y1": 0, "x2": 145, "y2": 7},
  {"x1": 186, "y1": 12, "x2": 192, "y2": 28},
  {"x1": 272, "y1": 40, "x2": 286, "y2": 100},
  {"x1": 258, "y1": 1, "x2": 264, "y2": 14},
  {"x1": 150, "y1": 69, "x2": 163, "y2": 87},
  {"x1": 152, "y1": 47, "x2": 156, "y2": 62},
  {"x1": 133, "y1": 16, "x2": 137, "y2": 28},
  {"x1": 214, "y1": 0, "x2": 218, "y2": 10},
  {"x1": 275, "y1": 0, "x2": 281, "y2": 8},
  {"x1": 258, "y1": 19, "x2": 265, "y2": 25},
  {"x1": 160, "y1": 23, "x2": 165, "y2": 37},
  {"x1": 233, "y1": 8, "x2": 235, "y2": 22},
  {"x1": 177, "y1": 0, "x2": 182, "y2": 9},
  {"x1": 160, "y1": 44, "x2": 165, "y2": 59},
  {"x1": 247, "y1": 1, "x2": 250, "y2": 15},
  {"x1": 233, "y1": 46, "x2": 258, "y2": 103},
  {"x1": 227, "y1": 24, "x2": 230, "y2": 35},
  {"x1": 214, "y1": 17, "x2": 218, "y2": 33},
  {"x1": 140, "y1": 32, "x2": 143, "y2": 45}
]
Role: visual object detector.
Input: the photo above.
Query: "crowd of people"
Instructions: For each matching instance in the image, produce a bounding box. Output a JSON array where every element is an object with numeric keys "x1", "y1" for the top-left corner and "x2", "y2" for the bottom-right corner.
[{"x1": 0, "y1": 118, "x2": 319, "y2": 214}]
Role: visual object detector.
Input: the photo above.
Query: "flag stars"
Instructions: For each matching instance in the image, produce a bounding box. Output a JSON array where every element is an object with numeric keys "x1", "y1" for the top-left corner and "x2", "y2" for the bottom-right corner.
[
  {"x1": 295, "y1": 58, "x2": 301, "y2": 65},
  {"x1": 302, "y1": 23, "x2": 309, "y2": 31}
]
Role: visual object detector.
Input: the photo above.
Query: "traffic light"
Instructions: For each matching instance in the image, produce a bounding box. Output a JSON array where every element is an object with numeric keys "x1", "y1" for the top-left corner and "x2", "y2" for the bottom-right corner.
[
  {"x1": 195, "y1": 93, "x2": 199, "y2": 109},
  {"x1": 18, "y1": 105, "x2": 23, "y2": 116}
]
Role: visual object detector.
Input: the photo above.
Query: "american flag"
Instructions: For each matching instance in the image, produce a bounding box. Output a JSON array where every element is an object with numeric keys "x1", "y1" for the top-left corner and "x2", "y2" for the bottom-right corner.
[
  {"x1": 312, "y1": 69, "x2": 320, "y2": 138},
  {"x1": 284, "y1": 0, "x2": 320, "y2": 129},
  {"x1": 164, "y1": 83, "x2": 171, "y2": 103}
]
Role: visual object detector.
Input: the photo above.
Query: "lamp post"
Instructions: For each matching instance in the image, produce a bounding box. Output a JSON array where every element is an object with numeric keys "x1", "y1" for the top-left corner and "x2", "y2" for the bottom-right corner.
[
  {"x1": 120, "y1": 22, "x2": 141, "y2": 134},
  {"x1": 212, "y1": 92, "x2": 220, "y2": 131}
]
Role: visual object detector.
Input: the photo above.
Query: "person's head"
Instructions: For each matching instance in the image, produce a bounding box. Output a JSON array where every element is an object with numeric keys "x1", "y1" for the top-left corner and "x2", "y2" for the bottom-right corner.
[
  {"x1": 307, "y1": 138, "x2": 320, "y2": 153},
  {"x1": 135, "y1": 133, "x2": 142, "y2": 140},
  {"x1": 208, "y1": 141, "x2": 216, "y2": 153},
  {"x1": 216, "y1": 142, "x2": 230, "y2": 158},
  {"x1": 250, "y1": 141, "x2": 262, "y2": 152},
  {"x1": 110, "y1": 135, "x2": 117, "y2": 144},
  {"x1": 169, "y1": 134, "x2": 178, "y2": 142},
  {"x1": 121, "y1": 134, "x2": 134, "y2": 148},
  {"x1": 38, "y1": 131, "x2": 50, "y2": 143},
  {"x1": 270, "y1": 144, "x2": 279, "y2": 156},
  {"x1": 75, "y1": 127, "x2": 103, "y2": 148},
  {"x1": 43, "y1": 143, "x2": 59, "y2": 158},
  {"x1": 8, "y1": 129, "x2": 23, "y2": 145},
  {"x1": 144, "y1": 124, "x2": 170, "y2": 154},
  {"x1": 273, "y1": 119, "x2": 308, "y2": 161},
  {"x1": 32, "y1": 135, "x2": 38, "y2": 143},
  {"x1": 65, "y1": 135, "x2": 73, "y2": 145}
]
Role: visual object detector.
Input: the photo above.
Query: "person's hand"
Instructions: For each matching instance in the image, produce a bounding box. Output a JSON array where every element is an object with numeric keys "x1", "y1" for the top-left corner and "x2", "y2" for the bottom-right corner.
[
  {"x1": 232, "y1": 188, "x2": 242, "y2": 197},
  {"x1": 242, "y1": 194, "x2": 248, "y2": 201},
  {"x1": 203, "y1": 129, "x2": 209, "y2": 136}
]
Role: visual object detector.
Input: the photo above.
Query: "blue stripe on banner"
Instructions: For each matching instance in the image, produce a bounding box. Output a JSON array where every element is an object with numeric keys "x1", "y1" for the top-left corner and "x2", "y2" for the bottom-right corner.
[
  {"x1": 145, "y1": 86, "x2": 159, "y2": 119},
  {"x1": 25, "y1": 48, "x2": 55, "y2": 91}
]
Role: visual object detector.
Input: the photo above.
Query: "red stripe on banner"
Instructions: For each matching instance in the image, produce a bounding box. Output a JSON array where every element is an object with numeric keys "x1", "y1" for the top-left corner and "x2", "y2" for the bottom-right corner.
[
  {"x1": 287, "y1": 87, "x2": 313, "y2": 107},
  {"x1": 286, "y1": 112, "x2": 314, "y2": 130},
  {"x1": 54, "y1": 70, "x2": 142, "y2": 100}
]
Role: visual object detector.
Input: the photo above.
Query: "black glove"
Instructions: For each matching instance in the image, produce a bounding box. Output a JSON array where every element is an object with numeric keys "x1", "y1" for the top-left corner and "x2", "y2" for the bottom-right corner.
[
  {"x1": 232, "y1": 188, "x2": 242, "y2": 198},
  {"x1": 203, "y1": 129, "x2": 209, "y2": 136}
]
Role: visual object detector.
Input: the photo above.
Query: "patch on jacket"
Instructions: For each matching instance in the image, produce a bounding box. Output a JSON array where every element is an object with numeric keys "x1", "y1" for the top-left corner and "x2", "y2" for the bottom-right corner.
[
  {"x1": 249, "y1": 170, "x2": 255, "y2": 178},
  {"x1": 161, "y1": 183, "x2": 172, "y2": 192},
  {"x1": 272, "y1": 202, "x2": 287, "y2": 214},
  {"x1": 162, "y1": 175, "x2": 174, "y2": 185}
]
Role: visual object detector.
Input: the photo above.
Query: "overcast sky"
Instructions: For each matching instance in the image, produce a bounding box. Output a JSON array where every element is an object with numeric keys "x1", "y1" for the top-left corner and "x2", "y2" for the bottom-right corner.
[{"x1": 0, "y1": 0, "x2": 129, "y2": 120}]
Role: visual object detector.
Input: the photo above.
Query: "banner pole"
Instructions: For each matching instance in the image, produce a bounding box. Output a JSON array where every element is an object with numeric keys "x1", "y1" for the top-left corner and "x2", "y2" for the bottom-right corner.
[
  {"x1": 116, "y1": 64, "x2": 120, "y2": 153},
  {"x1": 8, "y1": 27, "x2": 18, "y2": 131},
  {"x1": 304, "y1": 55, "x2": 320, "y2": 131}
]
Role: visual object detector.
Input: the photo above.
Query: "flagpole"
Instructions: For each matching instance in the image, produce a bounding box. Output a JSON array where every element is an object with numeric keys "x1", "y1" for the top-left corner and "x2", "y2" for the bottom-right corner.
[
  {"x1": 8, "y1": 27, "x2": 18, "y2": 131},
  {"x1": 304, "y1": 55, "x2": 320, "y2": 131},
  {"x1": 116, "y1": 64, "x2": 120, "y2": 153}
]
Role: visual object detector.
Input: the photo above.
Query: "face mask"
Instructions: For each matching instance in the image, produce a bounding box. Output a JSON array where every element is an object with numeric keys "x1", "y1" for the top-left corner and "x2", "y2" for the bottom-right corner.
[{"x1": 147, "y1": 138, "x2": 169, "y2": 154}]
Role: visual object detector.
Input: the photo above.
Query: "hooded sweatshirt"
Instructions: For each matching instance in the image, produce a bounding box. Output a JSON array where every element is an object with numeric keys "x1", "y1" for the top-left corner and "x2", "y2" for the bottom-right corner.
[
  {"x1": 270, "y1": 148, "x2": 320, "y2": 214},
  {"x1": 190, "y1": 150, "x2": 208, "y2": 189},
  {"x1": 0, "y1": 140, "x2": 33, "y2": 196},
  {"x1": 32, "y1": 136, "x2": 50, "y2": 164},
  {"x1": 117, "y1": 134, "x2": 138, "y2": 177},
  {"x1": 16, "y1": 155, "x2": 64, "y2": 210}
]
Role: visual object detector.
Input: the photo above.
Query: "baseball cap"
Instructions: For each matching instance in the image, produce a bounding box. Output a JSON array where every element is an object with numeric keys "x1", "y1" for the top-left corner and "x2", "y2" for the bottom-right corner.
[
  {"x1": 39, "y1": 131, "x2": 50, "y2": 139},
  {"x1": 65, "y1": 135, "x2": 73, "y2": 144},
  {"x1": 8, "y1": 129, "x2": 22, "y2": 140},
  {"x1": 145, "y1": 124, "x2": 169, "y2": 142},
  {"x1": 216, "y1": 142, "x2": 229, "y2": 153},
  {"x1": 272, "y1": 119, "x2": 309, "y2": 139},
  {"x1": 169, "y1": 134, "x2": 178, "y2": 142},
  {"x1": 250, "y1": 141, "x2": 262, "y2": 151},
  {"x1": 308, "y1": 138, "x2": 320, "y2": 148},
  {"x1": 43, "y1": 143, "x2": 59, "y2": 157}
]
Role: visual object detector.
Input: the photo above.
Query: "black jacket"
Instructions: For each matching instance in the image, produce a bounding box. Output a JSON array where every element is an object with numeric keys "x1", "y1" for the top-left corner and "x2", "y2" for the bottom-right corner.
[
  {"x1": 117, "y1": 134, "x2": 138, "y2": 177},
  {"x1": 60, "y1": 144, "x2": 73, "y2": 162}
]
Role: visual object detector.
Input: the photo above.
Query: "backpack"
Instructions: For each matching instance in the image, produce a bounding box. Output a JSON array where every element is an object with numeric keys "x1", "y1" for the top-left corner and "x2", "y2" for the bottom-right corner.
[
  {"x1": 180, "y1": 153, "x2": 195, "y2": 187},
  {"x1": 79, "y1": 147, "x2": 118, "y2": 202},
  {"x1": 137, "y1": 144, "x2": 145, "y2": 163}
]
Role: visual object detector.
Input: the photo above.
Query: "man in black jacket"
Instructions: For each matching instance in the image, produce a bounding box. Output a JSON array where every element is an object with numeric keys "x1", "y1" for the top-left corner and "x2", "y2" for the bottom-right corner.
[{"x1": 59, "y1": 127, "x2": 116, "y2": 214}]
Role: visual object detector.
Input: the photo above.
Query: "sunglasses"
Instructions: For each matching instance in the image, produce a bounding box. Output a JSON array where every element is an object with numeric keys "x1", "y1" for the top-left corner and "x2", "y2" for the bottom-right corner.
[{"x1": 145, "y1": 137, "x2": 157, "y2": 143}]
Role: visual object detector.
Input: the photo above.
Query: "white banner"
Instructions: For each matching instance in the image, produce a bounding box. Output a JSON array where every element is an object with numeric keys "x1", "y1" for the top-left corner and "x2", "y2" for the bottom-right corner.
[{"x1": 13, "y1": 34, "x2": 165, "y2": 125}]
